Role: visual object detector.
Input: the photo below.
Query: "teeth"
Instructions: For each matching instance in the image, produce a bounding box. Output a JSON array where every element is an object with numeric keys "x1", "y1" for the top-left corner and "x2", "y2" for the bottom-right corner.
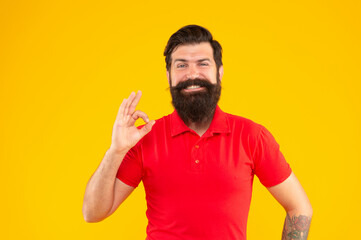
[{"x1": 186, "y1": 85, "x2": 200, "y2": 89}]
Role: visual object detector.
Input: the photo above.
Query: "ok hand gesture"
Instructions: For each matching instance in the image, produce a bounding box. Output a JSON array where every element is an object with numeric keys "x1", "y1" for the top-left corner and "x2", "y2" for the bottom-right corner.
[{"x1": 110, "y1": 91, "x2": 155, "y2": 154}]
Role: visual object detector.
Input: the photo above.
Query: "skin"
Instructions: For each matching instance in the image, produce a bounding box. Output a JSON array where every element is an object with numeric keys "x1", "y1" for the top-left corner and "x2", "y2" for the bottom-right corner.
[
  {"x1": 82, "y1": 91, "x2": 154, "y2": 222},
  {"x1": 268, "y1": 173, "x2": 313, "y2": 239},
  {"x1": 82, "y1": 42, "x2": 312, "y2": 239},
  {"x1": 167, "y1": 42, "x2": 224, "y2": 136}
]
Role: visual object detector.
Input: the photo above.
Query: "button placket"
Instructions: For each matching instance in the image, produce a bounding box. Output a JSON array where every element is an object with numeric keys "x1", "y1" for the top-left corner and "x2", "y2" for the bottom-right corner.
[{"x1": 190, "y1": 139, "x2": 203, "y2": 171}]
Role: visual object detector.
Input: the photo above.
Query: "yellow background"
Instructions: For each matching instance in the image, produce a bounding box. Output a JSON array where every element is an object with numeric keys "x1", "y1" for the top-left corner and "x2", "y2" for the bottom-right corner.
[{"x1": 1, "y1": 0, "x2": 360, "y2": 239}]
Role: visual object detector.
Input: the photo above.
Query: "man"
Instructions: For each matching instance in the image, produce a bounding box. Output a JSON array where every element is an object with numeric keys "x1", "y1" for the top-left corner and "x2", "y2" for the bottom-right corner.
[{"x1": 83, "y1": 25, "x2": 313, "y2": 240}]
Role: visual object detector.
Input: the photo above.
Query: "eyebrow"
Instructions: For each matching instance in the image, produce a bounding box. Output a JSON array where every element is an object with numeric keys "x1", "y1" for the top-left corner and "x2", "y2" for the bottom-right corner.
[{"x1": 173, "y1": 58, "x2": 212, "y2": 63}]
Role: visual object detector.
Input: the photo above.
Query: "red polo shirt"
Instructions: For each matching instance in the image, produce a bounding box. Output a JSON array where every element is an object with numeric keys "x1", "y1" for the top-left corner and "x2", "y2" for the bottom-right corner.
[{"x1": 116, "y1": 106, "x2": 291, "y2": 240}]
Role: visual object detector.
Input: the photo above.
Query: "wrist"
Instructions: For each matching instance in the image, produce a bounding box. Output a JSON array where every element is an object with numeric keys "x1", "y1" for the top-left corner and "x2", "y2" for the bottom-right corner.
[{"x1": 108, "y1": 146, "x2": 130, "y2": 156}]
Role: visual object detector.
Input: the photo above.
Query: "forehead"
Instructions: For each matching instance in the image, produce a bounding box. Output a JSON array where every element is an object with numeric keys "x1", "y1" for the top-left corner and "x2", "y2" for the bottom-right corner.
[{"x1": 171, "y1": 42, "x2": 214, "y2": 62}]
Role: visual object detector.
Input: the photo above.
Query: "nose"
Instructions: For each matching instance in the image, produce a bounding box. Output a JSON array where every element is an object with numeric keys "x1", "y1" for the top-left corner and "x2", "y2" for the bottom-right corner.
[{"x1": 186, "y1": 65, "x2": 200, "y2": 80}]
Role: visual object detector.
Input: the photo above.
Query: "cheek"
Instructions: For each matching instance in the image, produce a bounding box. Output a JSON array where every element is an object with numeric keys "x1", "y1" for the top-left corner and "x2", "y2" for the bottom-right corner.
[
  {"x1": 203, "y1": 70, "x2": 217, "y2": 83},
  {"x1": 171, "y1": 73, "x2": 187, "y2": 86}
]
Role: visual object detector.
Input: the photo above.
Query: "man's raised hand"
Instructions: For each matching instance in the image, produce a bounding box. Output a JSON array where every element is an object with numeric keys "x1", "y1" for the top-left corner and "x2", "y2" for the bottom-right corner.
[{"x1": 109, "y1": 91, "x2": 155, "y2": 154}]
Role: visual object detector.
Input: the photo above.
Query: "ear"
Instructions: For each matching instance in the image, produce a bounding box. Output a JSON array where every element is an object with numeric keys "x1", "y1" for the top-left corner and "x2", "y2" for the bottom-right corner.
[
  {"x1": 218, "y1": 65, "x2": 224, "y2": 82},
  {"x1": 166, "y1": 71, "x2": 171, "y2": 86}
]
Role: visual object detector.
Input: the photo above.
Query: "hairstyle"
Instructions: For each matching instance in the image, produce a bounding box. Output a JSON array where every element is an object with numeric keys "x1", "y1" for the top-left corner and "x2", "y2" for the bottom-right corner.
[{"x1": 164, "y1": 25, "x2": 223, "y2": 71}]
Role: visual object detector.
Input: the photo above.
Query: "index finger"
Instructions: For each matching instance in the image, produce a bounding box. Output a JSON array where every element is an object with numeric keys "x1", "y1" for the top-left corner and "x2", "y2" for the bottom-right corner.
[{"x1": 128, "y1": 90, "x2": 142, "y2": 114}]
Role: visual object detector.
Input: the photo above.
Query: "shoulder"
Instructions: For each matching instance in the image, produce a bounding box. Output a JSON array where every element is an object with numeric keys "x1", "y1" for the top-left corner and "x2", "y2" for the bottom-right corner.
[
  {"x1": 224, "y1": 111, "x2": 263, "y2": 137},
  {"x1": 224, "y1": 112, "x2": 282, "y2": 151},
  {"x1": 150, "y1": 113, "x2": 172, "y2": 131}
]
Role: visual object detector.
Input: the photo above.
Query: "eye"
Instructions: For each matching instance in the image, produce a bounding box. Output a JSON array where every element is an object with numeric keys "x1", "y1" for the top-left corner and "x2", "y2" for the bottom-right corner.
[
  {"x1": 199, "y1": 62, "x2": 209, "y2": 66},
  {"x1": 177, "y1": 64, "x2": 187, "y2": 68}
]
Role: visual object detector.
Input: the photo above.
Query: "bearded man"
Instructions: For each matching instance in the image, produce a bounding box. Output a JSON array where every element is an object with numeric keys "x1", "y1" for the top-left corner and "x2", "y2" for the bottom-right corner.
[{"x1": 83, "y1": 25, "x2": 313, "y2": 240}]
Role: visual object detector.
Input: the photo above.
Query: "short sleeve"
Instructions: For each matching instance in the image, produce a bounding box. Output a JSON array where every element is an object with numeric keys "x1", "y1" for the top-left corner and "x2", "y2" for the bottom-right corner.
[
  {"x1": 116, "y1": 143, "x2": 143, "y2": 188},
  {"x1": 253, "y1": 125, "x2": 292, "y2": 187}
]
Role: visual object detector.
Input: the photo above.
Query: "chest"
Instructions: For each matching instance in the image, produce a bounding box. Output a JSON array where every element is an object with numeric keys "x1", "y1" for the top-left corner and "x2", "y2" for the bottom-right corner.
[{"x1": 141, "y1": 132, "x2": 255, "y2": 199}]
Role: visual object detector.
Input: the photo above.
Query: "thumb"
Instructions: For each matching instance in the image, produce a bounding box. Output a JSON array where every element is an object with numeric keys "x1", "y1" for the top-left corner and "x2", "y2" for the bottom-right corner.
[{"x1": 139, "y1": 120, "x2": 156, "y2": 138}]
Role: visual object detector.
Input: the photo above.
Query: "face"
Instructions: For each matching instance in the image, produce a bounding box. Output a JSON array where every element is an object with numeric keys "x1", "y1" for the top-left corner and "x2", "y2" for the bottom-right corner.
[
  {"x1": 167, "y1": 42, "x2": 223, "y2": 88},
  {"x1": 167, "y1": 42, "x2": 224, "y2": 124}
]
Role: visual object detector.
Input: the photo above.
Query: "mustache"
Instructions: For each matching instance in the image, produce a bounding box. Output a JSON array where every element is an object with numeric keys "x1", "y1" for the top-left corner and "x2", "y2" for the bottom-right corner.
[{"x1": 171, "y1": 79, "x2": 215, "y2": 91}]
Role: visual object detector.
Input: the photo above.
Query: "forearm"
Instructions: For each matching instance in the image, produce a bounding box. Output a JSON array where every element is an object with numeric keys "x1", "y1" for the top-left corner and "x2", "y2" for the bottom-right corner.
[
  {"x1": 281, "y1": 212, "x2": 312, "y2": 240},
  {"x1": 82, "y1": 148, "x2": 127, "y2": 222}
]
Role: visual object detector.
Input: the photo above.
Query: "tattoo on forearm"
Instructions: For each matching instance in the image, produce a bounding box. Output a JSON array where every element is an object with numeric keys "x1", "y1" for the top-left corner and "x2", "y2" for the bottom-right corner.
[{"x1": 281, "y1": 214, "x2": 311, "y2": 240}]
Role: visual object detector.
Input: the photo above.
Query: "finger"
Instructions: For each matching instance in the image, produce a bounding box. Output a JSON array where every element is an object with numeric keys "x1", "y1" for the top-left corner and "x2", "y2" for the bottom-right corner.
[
  {"x1": 128, "y1": 110, "x2": 149, "y2": 126},
  {"x1": 124, "y1": 92, "x2": 135, "y2": 116},
  {"x1": 116, "y1": 98, "x2": 127, "y2": 122},
  {"x1": 123, "y1": 114, "x2": 133, "y2": 127},
  {"x1": 132, "y1": 110, "x2": 149, "y2": 123},
  {"x1": 139, "y1": 120, "x2": 156, "y2": 138},
  {"x1": 128, "y1": 90, "x2": 142, "y2": 115}
]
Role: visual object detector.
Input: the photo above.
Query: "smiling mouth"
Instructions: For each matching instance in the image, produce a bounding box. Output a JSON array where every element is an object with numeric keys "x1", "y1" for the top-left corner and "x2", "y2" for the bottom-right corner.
[
  {"x1": 187, "y1": 85, "x2": 201, "y2": 89},
  {"x1": 182, "y1": 85, "x2": 206, "y2": 92}
]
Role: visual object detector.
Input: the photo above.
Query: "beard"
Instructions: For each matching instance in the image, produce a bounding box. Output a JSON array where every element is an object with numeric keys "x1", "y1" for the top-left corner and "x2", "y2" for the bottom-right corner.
[{"x1": 170, "y1": 77, "x2": 221, "y2": 124}]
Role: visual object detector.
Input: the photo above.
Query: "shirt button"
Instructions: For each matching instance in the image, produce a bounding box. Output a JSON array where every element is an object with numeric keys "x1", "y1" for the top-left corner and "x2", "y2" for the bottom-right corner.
[
  {"x1": 195, "y1": 160, "x2": 200, "y2": 164},
  {"x1": 195, "y1": 145, "x2": 199, "y2": 149}
]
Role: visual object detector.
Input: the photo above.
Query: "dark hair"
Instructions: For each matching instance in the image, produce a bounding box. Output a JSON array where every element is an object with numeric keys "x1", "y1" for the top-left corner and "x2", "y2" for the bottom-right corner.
[{"x1": 164, "y1": 25, "x2": 223, "y2": 71}]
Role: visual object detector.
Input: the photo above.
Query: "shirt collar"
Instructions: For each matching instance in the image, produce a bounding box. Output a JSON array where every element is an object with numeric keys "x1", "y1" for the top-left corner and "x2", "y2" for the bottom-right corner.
[{"x1": 170, "y1": 105, "x2": 230, "y2": 137}]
